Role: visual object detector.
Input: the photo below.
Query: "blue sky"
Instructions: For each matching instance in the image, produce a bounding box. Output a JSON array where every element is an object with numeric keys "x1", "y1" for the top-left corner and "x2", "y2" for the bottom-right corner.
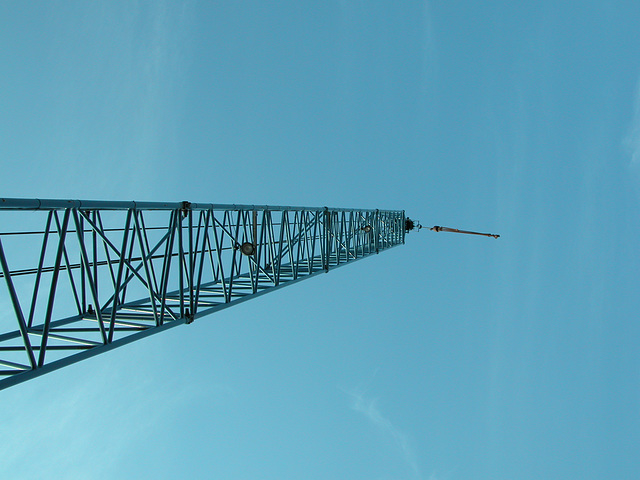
[{"x1": 1, "y1": 1, "x2": 639, "y2": 479}]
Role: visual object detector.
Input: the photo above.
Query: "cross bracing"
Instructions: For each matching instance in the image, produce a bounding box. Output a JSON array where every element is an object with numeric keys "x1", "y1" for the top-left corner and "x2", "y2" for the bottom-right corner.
[{"x1": 0, "y1": 198, "x2": 405, "y2": 390}]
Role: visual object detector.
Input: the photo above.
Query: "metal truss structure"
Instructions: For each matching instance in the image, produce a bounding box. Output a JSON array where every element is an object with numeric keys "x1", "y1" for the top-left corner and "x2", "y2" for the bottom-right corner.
[{"x1": 0, "y1": 198, "x2": 405, "y2": 390}]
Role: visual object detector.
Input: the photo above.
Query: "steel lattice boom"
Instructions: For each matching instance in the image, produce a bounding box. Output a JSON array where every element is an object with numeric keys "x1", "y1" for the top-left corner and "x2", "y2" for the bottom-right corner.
[{"x1": 0, "y1": 198, "x2": 405, "y2": 390}]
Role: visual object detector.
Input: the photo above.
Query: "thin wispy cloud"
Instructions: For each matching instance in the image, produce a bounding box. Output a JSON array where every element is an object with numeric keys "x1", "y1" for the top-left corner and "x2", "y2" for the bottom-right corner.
[
  {"x1": 624, "y1": 75, "x2": 640, "y2": 181},
  {"x1": 344, "y1": 381, "x2": 423, "y2": 480},
  {"x1": 420, "y1": 0, "x2": 437, "y2": 101},
  {"x1": 0, "y1": 358, "x2": 234, "y2": 479}
]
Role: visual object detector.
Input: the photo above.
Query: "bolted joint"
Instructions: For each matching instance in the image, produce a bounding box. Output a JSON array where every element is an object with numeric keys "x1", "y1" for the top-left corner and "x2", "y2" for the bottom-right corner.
[
  {"x1": 180, "y1": 201, "x2": 192, "y2": 219},
  {"x1": 234, "y1": 242, "x2": 256, "y2": 255},
  {"x1": 405, "y1": 218, "x2": 423, "y2": 232},
  {"x1": 239, "y1": 242, "x2": 256, "y2": 256},
  {"x1": 184, "y1": 308, "x2": 194, "y2": 324}
]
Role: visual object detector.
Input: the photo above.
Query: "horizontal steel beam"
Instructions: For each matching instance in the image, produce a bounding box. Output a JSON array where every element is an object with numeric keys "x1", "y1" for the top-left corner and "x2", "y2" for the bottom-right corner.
[{"x1": 0, "y1": 197, "x2": 402, "y2": 214}]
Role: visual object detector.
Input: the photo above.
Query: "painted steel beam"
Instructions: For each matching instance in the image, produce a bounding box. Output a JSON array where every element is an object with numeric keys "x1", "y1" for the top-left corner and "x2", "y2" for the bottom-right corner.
[{"x1": 0, "y1": 199, "x2": 405, "y2": 390}]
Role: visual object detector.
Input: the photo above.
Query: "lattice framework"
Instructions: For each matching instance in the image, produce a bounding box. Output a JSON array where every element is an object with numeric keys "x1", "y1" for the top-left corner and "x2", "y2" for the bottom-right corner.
[{"x1": 0, "y1": 199, "x2": 405, "y2": 390}]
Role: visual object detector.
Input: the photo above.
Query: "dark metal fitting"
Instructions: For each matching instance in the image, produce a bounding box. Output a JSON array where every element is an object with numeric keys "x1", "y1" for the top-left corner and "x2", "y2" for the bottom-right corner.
[
  {"x1": 181, "y1": 201, "x2": 191, "y2": 218},
  {"x1": 405, "y1": 218, "x2": 423, "y2": 232},
  {"x1": 240, "y1": 242, "x2": 256, "y2": 256}
]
